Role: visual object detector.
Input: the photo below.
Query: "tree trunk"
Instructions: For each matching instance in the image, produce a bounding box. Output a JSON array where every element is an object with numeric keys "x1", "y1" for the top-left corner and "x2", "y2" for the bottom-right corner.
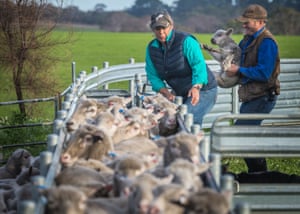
[{"x1": 13, "y1": 65, "x2": 26, "y2": 116}]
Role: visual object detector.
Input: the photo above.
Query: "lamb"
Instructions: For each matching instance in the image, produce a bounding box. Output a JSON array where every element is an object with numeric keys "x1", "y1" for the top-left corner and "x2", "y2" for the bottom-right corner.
[
  {"x1": 112, "y1": 155, "x2": 160, "y2": 197},
  {"x1": 41, "y1": 185, "x2": 129, "y2": 214},
  {"x1": 148, "y1": 183, "x2": 190, "y2": 214},
  {"x1": 140, "y1": 94, "x2": 179, "y2": 137},
  {"x1": 0, "y1": 149, "x2": 32, "y2": 179},
  {"x1": 55, "y1": 165, "x2": 113, "y2": 197},
  {"x1": 156, "y1": 107, "x2": 178, "y2": 137},
  {"x1": 160, "y1": 131, "x2": 204, "y2": 167},
  {"x1": 65, "y1": 96, "x2": 108, "y2": 132},
  {"x1": 93, "y1": 111, "x2": 121, "y2": 137},
  {"x1": 127, "y1": 173, "x2": 173, "y2": 214},
  {"x1": 201, "y1": 28, "x2": 241, "y2": 88},
  {"x1": 174, "y1": 188, "x2": 230, "y2": 214},
  {"x1": 0, "y1": 166, "x2": 39, "y2": 213},
  {"x1": 141, "y1": 93, "x2": 178, "y2": 111},
  {"x1": 114, "y1": 136, "x2": 161, "y2": 157},
  {"x1": 60, "y1": 124, "x2": 114, "y2": 166},
  {"x1": 111, "y1": 121, "x2": 149, "y2": 145},
  {"x1": 166, "y1": 158, "x2": 210, "y2": 192},
  {"x1": 102, "y1": 95, "x2": 132, "y2": 108},
  {"x1": 41, "y1": 185, "x2": 87, "y2": 214},
  {"x1": 0, "y1": 189, "x2": 13, "y2": 213},
  {"x1": 73, "y1": 159, "x2": 114, "y2": 173}
]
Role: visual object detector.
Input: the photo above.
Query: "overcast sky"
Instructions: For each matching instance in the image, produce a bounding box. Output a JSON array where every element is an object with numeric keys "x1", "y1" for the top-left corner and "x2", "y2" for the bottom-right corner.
[{"x1": 67, "y1": 0, "x2": 176, "y2": 11}]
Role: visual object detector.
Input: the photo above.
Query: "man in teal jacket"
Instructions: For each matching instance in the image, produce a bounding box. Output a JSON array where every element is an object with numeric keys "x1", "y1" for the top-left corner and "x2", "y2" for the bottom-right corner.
[{"x1": 145, "y1": 10, "x2": 217, "y2": 127}]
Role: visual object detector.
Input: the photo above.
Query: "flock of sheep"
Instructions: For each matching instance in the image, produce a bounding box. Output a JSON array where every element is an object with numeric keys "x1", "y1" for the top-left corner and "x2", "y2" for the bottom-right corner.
[{"x1": 0, "y1": 93, "x2": 231, "y2": 214}]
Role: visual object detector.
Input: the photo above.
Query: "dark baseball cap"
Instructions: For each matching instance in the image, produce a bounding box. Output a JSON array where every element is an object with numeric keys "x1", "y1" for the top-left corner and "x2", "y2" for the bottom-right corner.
[{"x1": 150, "y1": 11, "x2": 173, "y2": 29}]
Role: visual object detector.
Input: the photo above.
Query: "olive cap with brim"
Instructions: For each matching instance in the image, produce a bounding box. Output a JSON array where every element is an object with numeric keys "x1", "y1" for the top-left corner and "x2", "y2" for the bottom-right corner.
[
  {"x1": 236, "y1": 4, "x2": 267, "y2": 22},
  {"x1": 150, "y1": 12, "x2": 172, "y2": 29}
]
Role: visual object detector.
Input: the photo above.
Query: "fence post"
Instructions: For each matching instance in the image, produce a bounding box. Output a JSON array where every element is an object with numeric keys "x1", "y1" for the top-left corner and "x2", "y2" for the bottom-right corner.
[
  {"x1": 184, "y1": 113, "x2": 193, "y2": 132},
  {"x1": 129, "y1": 58, "x2": 135, "y2": 64},
  {"x1": 210, "y1": 153, "x2": 221, "y2": 186},
  {"x1": 103, "y1": 61, "x2": 109, "y2": 68},
  {"x1": 221, "y1": 174, "x2": 234, "y2": 210},
  {"x1": 79, "y1": 71, "x2": 86, "y2": 82},
  {"x1": 174, "y1": 96, "x2": 183, "y2": 105},
  {"x1": 91, "y1": 66, "x2": 98, "y2": 73},
  {"x1": 40, "y1": 151, "x2": 52, "y2": 177},
  {"x1": 71, "y1": 61, "x2": 76, "y2": 84},
  {"x1": 134, "y1": 73, "x2": 143, "y2": 107},
  {"x1": 47, "y1": 134, "x2": 58, "y2": 153},
  {"x1": 62, "y1": 101, "x2": 71, "y2": 111},
  {"x1": 234, "y1": 202, "x2": 251, "y2": 214},
  {"x1": 179, "y1": 104, "x2": 188, "y2": 118},
  {"x1": 54, "y1": 94, "x2": 62, "y2": 118}
]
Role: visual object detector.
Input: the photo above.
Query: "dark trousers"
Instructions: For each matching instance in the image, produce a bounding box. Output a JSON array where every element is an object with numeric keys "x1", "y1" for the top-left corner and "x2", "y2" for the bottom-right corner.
[{"x1": 235, "y1": 94, "x2": 277, "y2": 173}]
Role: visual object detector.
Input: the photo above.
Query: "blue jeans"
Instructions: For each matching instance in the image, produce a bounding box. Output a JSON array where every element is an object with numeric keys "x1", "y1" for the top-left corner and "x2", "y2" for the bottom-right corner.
[
  {"x1": 235, "y1": 94, "x2": 277, "y2": 125},
  {"x1": 184, "y1": 87, "x2": 218, "y2": 127},
  {"x1": 235, "y1": 94, "x2": 278, "y2": 173}
]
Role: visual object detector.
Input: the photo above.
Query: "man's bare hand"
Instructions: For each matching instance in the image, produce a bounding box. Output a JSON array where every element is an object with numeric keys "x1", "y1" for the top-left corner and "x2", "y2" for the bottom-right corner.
[{"x1": 226, "y1": 63, "x2": 240, "y2": 77}]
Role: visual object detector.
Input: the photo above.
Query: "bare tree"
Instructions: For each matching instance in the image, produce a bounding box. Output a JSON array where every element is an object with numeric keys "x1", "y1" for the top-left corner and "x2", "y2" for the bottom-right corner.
[{"x1": 0, "y1": 0, "x2": 72, "y2": 116}]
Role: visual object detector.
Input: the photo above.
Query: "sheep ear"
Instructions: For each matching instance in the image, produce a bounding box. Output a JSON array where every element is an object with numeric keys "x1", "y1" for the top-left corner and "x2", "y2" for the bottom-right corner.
[
  {"x1": 226, "y1": 28, "x2": 233, "y2": 35},
  {"x1": 16, "y1": 149, "x2": 24, "y2": 159},
  {"x1": 28, "y1": 166, "x2": 33, "y2": 175}
]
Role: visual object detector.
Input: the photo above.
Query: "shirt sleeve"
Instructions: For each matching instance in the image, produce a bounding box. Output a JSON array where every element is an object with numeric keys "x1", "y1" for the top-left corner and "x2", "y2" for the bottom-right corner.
[
  {"x1": 145, "y1": 46, "x2": 166, "y2": 92},
  {"x1": 183, "y1": 36, "x2": 208, "y2": 85},
  {"x1": 239, "y1": 38, "x2": 278, "y2": 82}
]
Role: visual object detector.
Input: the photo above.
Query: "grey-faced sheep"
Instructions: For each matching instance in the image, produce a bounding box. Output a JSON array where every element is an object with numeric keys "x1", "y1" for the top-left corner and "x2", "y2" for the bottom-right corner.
[
  {"x1": 166, "y1": 158, "x2": 210, "y2": 192},
  {"x1": 55, "y1": 165, "x2": 113, "y2": 197},
  {"x1": 174, "y1": 188, "x2": 230, "y2": 214},
  {"x1": 161, "y1": 131, "x2": 204, "y2": 167},
  {"x1": 41, "y1": 185, "x2": 128, "y2": 214},
  {"x1": 0, "y1": 149, "x2": 32, "y2": 179}
]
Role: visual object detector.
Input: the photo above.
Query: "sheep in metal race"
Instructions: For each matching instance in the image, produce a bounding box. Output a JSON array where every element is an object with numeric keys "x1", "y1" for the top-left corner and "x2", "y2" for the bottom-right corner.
[
  {"x1": 60, "y1": 121, "x2": 160, "y2": 167},
  {"x1": 0, "y1": 166, "x2": 40, "y2": 213},
  {"x1": 55, "y1": 165, "x2": 113, "y2": 198},
  {"x1": 166, "y1": 158, "x2": 210, "y2": 192},
  {"x1": 40, "y1": 92, "x2": 232, "y2": 214},
  {"x1": 174, "y1": 188, "x2": 230, "y2": 214},
  {"x1": 141, "y1": 93, "x2": 180, "y2": 137},
  {"x1": 65, "y1": 95, "x2": 132, "y2": 132},
  {"x1": 60, "y1": 124, "x2": 115, "y2": 166},
  {"x1": 127, "y1": 173, "x2": 173, "y2": 214},
  {"x1": 148, "y1": 183, "x2": 190, "y2": 214},
  {"x1": 41, "y1": 185, "x2": 129, "y2": 214},
  {"x1": 0, "y1": 149, "x2": 32, "y2": 179},
  {"x1": 65, "y1": 96, "x2": 108, "y2": 132},
  {"x1": 157, "y1": 131, "x2": 204, "y2": 167}
]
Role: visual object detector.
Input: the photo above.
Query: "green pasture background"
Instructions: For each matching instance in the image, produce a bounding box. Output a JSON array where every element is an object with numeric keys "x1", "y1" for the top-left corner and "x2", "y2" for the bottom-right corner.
[{"x1": 1, "y1": 31, "x2": 300, "y2": 119}]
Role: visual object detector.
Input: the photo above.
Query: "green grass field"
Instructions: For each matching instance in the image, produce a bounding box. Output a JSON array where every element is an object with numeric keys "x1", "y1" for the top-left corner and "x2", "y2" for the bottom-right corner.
[{"x1": 1, "y1": 31, "x2": 300, "y2": 104}]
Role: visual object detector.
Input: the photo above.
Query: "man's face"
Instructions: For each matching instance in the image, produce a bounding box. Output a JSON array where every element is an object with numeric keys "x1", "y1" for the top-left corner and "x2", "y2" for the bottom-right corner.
[
  {"x1": 153, "y1": 25, "x2": 173, "y2": 43},
  {"x1": 241, "y1": 19, "x2": 264, "y2": 36}
]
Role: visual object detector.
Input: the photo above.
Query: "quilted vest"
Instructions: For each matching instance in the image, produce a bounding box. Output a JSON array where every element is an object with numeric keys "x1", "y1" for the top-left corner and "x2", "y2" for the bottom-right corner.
[{"x1": 148, "y1": 31, "x2": 216, "y2": 97}]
